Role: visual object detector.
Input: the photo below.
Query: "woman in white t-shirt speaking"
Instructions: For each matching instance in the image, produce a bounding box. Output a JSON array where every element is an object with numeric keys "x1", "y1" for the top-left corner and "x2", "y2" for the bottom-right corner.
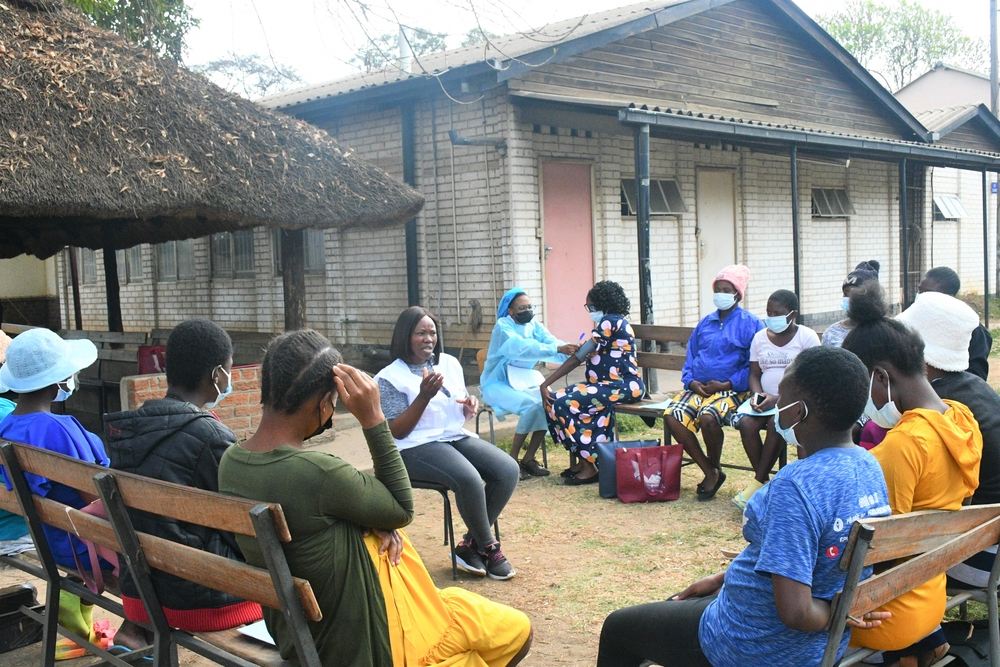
[{"x1": 732, "y1": 290, "x2": 820, "y2": 510}]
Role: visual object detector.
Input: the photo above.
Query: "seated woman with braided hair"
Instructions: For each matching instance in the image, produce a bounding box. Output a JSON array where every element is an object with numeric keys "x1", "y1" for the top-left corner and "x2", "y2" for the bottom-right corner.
[{"x1": 218, "y1": 330, "x2": 531, "y2": 667}]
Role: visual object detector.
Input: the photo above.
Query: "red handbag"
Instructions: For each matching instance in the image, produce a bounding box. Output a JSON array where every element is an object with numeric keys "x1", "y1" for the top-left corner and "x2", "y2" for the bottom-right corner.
[{"x1": 615, "y1": 444, "x2": 682, "y2": 503}]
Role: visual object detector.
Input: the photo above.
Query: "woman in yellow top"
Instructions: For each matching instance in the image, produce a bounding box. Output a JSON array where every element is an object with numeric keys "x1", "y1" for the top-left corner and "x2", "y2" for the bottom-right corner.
[{"x1": 842, "y1": 286, "x2": 982, "y2": 666}]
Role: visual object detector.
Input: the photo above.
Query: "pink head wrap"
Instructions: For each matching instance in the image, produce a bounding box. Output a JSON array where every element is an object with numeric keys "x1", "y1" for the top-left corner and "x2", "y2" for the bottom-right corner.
[{"x1": 714, "y1": 264, "x2": 751, "y2": 300}]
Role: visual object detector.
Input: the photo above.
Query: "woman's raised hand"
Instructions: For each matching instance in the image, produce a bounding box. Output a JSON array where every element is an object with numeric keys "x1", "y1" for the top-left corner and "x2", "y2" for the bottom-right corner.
[
  {"x1": 333, "y1": 364, "x2": 384, "y2": 429},
  {"x1": 417, "y1": 367, "x2": 445, "y2": 401}
]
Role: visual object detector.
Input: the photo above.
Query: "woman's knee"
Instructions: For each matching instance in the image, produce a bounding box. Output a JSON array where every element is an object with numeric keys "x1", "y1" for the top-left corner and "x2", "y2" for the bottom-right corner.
[{"x1": 697, "y1": 412, "x2": 719, "y2": 432}]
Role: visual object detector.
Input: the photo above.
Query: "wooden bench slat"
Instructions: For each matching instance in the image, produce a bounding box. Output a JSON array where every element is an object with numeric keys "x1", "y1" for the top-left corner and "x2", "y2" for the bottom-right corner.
[
  {"x1": 635, "y1": 351, "x2": 686, "y2": 371},
  {"x1": 631, "y1": 324, "x2": 692, "y2": 342},
  {"x1": 193, "y1": 628, "x2": 286, "y2": 666},
  {"x1": 61, "y1": 330, "x2": 148, "y2": 345},
  {"x1": 848, "y1": 515, "x2": 1000, "y2": 617},
  {"x1": 31, "y1": 496, "x2": 320, "y2": 622},
  {"x1": 860, "y1": 505, "x2": 1000, "y2": 566},
  {"x1": 7, "y1": 442, "x2": 292, "y2": 542}
]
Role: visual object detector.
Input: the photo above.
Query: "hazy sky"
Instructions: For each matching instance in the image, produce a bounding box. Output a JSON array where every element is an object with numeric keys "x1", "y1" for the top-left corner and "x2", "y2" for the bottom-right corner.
[{"x1": 182, "y1": 0, "x2": 994, "y2": 89}]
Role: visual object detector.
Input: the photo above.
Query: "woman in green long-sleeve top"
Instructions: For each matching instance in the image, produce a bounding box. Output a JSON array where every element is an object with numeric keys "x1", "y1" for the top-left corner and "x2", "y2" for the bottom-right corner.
[
  {"x1": 218, "y1": 331, "x2": 412, "y2": 665},
  {"x1": 218, "y1": 330, "x2": 531, "y2": 667}
]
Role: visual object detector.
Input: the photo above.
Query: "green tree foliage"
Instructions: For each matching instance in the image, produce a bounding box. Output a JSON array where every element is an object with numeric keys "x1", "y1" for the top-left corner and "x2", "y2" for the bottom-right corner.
[
  {"x1": 67, "y1": 0, "x2": 198, "y2": 62},
  {"x1": 462, "y1": 27, "x2": 498, "y2": 48},
  {"x1": 193, "y1": 53, "x2": 302, "y2": 98},
  {"x1": 351, "y1": 28, "x2": 448, "y2": 73},
  {"x1": 818, "y1": 0, "x2": 987, "y2": 90}
]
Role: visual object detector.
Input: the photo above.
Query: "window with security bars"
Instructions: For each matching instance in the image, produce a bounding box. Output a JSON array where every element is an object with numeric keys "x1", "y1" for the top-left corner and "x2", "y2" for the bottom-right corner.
[
  {"x1": 211, "y1": 230, "x2": 255, "y2": 278},
  {"x1": 811, "y1": 188, "x2": 855, "y2": 217},
  {"x1": 621, "y1": 178, "x2": 688, "y2": 216},
  {"x1": 932, "y1": 194, "x2": 967, "y2": 221},
  {"x1": 273, "y1": 228, "x2": 326, "y2": 275},
  {"x1": 80, "y1": 248, "x2": 97, "y2": 284},
  {"x1": 155, "y1": 240, "x2": 195, "y2": 281},
  {"x1": 116, "y1": 246, "x2": 144, "y2": 284}
]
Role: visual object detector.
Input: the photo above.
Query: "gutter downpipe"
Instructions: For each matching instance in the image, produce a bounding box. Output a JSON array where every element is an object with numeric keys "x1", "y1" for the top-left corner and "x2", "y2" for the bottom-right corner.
[
  {"x1": 790, "y1": 145, "x2": 801, "y2": 314},
  {"x1": 985, "y1": 170, "x2": 992, "y2": 327},
  {"x1": 900, "y1": 158, "x2": 911, "y2": 308},
  {"x1": 634, "y1": 123, "x2": 656, "y2": 392},
  {"x1": 402, "y1": 103, "x2": 419, "y2": 306}
]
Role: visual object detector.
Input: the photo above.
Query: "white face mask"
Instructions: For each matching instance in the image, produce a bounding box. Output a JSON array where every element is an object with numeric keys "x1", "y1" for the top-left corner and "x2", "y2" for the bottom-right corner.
[
  {"x1": 714, "y1": 292, "x2": 737, "y2": 311},
  {"x1": 589, "y1": 310, "x2": 605, "y2": 323},
  {"x1": 204, "y1": 365, "x2": 233, "y2": 409},
  {"x1": 841, "y1": 296, "x2": 851, "y2": 313},
  {"x1": 774, "y1": 400, "x2": 807, "y2": 447},
  {"x1": 54, "y1": 375, "x2": 76, "y2": 403},
  {"x1": 864, "y1": 371, "x2": 903, "y2": 429}
]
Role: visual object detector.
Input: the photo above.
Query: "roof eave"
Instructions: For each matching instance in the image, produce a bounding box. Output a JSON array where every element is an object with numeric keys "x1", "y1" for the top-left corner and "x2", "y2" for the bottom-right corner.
[{"x1": 618, "y1": 107, "x2": 1000, "y2": 171}]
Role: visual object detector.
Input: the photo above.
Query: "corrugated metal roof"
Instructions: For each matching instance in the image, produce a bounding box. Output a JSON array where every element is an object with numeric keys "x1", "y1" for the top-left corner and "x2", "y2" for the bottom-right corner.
[
  {"x1": 623, "y1": 104, "x2": 1000, "y2": 162},
  {"x1": 259, "y1": 0, "x2": 689, "y2": 110},
  {"x1": 915, "y1": 105, "x2": 978, "y2": 133}
]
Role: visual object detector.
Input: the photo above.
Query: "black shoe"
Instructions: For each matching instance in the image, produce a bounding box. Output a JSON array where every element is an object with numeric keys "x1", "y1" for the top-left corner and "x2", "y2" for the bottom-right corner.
[
  {"x1": 520, "y1": 459, "x2": 551, "y2": 477},
  {"x1": 696, "y1": 470, "x2": 727, "y2": 501},
  {"x1": 480, "y1": 542, "x2": 515, "y2": 580},
  {"x1": 454, "y1": 540, "x2": 487, "y2": 576},
  {"x1": 564, "y1": 472, "x2": 598, "y2": 486}
]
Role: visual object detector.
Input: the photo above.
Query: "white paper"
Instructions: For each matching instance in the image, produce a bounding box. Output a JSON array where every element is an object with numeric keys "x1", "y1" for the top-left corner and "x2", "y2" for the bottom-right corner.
[
  {"x1": 237, "y1": 620, "x2": 275, "y2": 645},
  {"x1": 736, "y1": 398, "x2": 777, "y2": 417},
  {"x1": 636, "y1": 398, "x2": 675, "y2": 411},
  {"x1": 507, "y1": 366, "x2": 545, "y2": 392}
]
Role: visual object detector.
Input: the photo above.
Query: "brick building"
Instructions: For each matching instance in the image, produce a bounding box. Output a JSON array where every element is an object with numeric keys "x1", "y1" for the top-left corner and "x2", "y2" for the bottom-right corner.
[{"x1": 56, "y1": 0, "x2": 1000, "y2": 359}]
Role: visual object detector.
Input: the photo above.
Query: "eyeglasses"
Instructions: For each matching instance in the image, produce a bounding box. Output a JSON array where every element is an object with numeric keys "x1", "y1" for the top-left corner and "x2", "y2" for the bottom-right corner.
[{"x1": 584, "y1": 304, "x2": 599, "y2": 313}]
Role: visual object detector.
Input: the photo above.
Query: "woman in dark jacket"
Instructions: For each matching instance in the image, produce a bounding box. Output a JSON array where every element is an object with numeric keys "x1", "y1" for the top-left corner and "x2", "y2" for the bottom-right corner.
[{"x1": 104, "y1": 319, "x2": 262, "y2": 638}]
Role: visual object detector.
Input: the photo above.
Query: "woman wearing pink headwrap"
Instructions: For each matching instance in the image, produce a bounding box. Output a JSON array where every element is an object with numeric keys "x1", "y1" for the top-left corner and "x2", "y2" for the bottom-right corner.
[{"x1": 663, "y1": 265, "x2": 763, "y2": 500}]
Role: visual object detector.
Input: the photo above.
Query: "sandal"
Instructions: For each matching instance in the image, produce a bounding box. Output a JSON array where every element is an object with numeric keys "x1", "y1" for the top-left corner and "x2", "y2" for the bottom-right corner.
[{"x1": 696, "y1": 470, "x2": 726, "y2": 501}]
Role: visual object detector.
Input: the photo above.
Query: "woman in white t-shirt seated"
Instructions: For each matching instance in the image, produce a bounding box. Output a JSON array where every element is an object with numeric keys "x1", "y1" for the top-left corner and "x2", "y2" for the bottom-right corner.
[{"x1": 732, "y1": 290, "x2": 820, "y2": 510}]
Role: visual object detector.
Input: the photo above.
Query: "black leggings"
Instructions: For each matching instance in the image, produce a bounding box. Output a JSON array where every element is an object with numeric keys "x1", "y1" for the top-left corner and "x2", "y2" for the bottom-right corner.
[{"x1": 597, "y1": 594, "x2": 716, "y2": 667}]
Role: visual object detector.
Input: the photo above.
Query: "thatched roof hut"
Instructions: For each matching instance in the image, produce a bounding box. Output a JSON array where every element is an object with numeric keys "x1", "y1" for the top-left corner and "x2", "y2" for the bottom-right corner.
[{"x1": 0, "y1": 0, "x2": 424, "y2": 261}]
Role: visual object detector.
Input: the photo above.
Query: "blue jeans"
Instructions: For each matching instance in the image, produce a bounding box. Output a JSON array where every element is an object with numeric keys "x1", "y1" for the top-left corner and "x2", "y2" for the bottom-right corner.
[{"x1": 400, "y1": 436, "x2": 519, "y2": 547}]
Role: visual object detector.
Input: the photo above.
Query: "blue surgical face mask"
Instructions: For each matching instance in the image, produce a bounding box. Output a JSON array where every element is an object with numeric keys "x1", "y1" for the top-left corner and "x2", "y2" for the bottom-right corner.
[
  {"x1": 589, "y1": 310, "x2": 605, "y2": 324},
  {"x1": 764, "y1": 314, "x2": 792, "y2": 334},
  {"x1": 864, "y1": 371, "x2": 902, "y2": 429},
  {"x1": 774, "y1": 400, "x2": 807, "y2": 447},
  {"x1": 54, "y1": 375, "x2": 76, "y2": 403},
  {"x1": 841, "y1": 296, "x2": 851, "y2": 313},
  {"x1": 205, "y1": 366, "x2": 233, "y2": 409},
  {"x1": 713, "y1": 292, "x2": 737, "y2": 311}
]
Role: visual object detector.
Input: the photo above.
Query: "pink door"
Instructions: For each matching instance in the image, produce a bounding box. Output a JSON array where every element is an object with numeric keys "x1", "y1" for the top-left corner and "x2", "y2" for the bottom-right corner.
[{"x1": 542, "y1": 161, "x2": 595, "y2": 343}]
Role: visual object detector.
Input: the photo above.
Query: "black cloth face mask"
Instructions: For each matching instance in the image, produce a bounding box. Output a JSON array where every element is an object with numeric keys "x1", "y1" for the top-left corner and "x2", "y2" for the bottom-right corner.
[{"x1": 513, "y1": 310, "x2": 534, "y2": 324}]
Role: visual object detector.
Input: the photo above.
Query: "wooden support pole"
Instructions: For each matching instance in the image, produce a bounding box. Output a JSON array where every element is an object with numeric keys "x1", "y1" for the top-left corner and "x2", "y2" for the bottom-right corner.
[
  {"x1": 282, "y1": 229, "x2": 307, "y2": 331},
  {"x1": 67, "y1": 248, "x2": 82, "y2": 330},
  {"x1": 102, "y1": 245, "x2": 123, "y2": 333}
]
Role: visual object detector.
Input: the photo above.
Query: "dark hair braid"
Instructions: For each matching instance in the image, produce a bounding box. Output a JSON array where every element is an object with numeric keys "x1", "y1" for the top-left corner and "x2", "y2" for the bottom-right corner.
[{"x1": 261, "y1": 329, "x2": 343, "y2": 413}]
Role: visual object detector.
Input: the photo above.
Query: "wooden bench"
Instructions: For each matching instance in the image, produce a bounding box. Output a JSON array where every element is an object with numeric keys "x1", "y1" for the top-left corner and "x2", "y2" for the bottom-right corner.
[
  {"x1": 0, "y1": 441, "x2": 322, "y2": 666},
  {"x1": 825, "y1": 504, "x2": 1000, "y2": 667}
]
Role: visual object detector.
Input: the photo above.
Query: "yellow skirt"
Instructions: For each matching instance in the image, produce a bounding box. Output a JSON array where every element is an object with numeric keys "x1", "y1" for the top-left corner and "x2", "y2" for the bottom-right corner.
[
  {"x1": 364, "y1": 532, "x2": 532, "y2": 667},
  {"x1": 850, "y1": 574, "x2": 946, "y2": 651}
]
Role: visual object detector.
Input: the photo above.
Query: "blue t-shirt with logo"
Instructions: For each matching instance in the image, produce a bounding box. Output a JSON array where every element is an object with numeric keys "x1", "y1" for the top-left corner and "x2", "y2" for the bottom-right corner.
[{"x1": 699, "y1": 445, "x2": 890, "y2": 666}]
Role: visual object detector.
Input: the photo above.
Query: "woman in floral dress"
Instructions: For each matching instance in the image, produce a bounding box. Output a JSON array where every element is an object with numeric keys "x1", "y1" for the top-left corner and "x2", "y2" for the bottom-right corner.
[{"x1": 540, "y1": 281, "x2": 645, "y2": 485}]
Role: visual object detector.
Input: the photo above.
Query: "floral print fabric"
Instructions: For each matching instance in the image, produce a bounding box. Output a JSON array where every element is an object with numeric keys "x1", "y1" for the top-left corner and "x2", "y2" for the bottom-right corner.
[{"x1": 545, "y1": 315, "x2": 645, "y2": 461}]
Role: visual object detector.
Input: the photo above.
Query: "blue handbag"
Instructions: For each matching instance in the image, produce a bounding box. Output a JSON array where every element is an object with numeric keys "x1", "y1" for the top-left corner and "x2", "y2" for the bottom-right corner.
[{"x1": 596, "y1": 439, "x2": 661, "y2": 498}]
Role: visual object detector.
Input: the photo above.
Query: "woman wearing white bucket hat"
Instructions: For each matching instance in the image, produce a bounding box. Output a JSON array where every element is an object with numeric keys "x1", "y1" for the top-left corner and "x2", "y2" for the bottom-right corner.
[{"x1": 0, "y1": 327, "x2": 111, "y2": 657}]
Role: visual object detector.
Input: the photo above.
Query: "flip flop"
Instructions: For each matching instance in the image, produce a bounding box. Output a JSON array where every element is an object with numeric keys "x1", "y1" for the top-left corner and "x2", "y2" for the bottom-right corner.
[
  {"x1": 109, "y1": 645, "x2": 155, "y2": 664},
  {"x1": 696, "y1": 470, "x2": 726, "y2": 501}
]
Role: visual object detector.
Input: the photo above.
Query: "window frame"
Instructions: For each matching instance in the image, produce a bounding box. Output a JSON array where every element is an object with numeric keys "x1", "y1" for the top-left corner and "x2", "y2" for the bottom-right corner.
[
  {"x1": 811, "y1": 187, "x2": 855, "y2": 218},
  {"x1": 932, "y1": 193, "x2": 967, "y2": 221},
  {"x1": 155, "y1": 239, "x2": 196, "y2": 282},
  {"x1": 620, "y1": 178, "x2": 688, "y2": 216},
  {"x1": 115, "y1": 246, "x2": 144, "y2": 285},
  {"x1": 211, "y1": 230, "x2": 255, "y2": 279},
  {"x1": 272, "y1": 228, "x2": 327, "y2": 276}
]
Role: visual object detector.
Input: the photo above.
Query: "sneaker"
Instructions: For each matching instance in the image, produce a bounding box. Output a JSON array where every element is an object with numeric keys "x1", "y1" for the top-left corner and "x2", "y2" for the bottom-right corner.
[
  {"x1": 454, "y1": 540, "x2": 487, "y2": 577},
  {"x1": 480, "y1": 542, "x2": 516, "y2": 580},
  {"x1": 732, "y1": 479, "x2": 765, "y2": 511},
  {"x1": 520, "y1": 458, "x2": 551, "y2": 477}
]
